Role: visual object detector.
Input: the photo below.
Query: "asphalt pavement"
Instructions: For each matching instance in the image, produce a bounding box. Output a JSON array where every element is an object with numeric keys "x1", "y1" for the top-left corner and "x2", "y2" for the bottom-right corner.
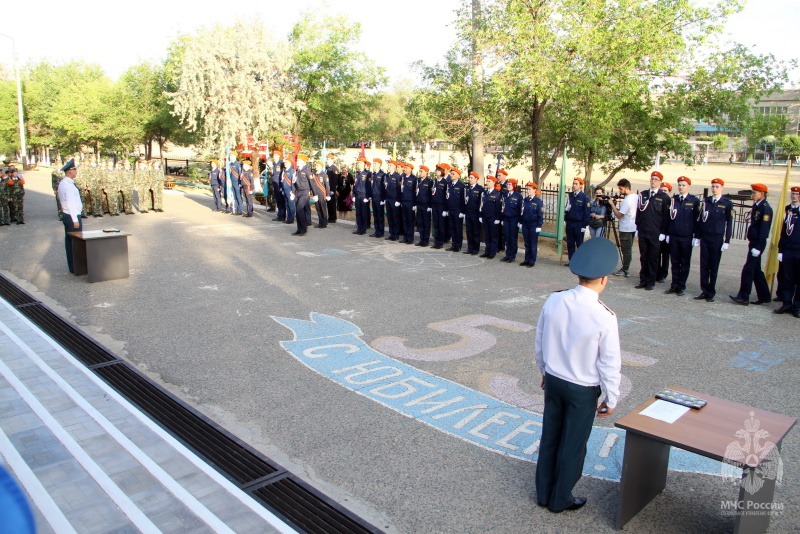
[{"x1": 1, "y1": 169, "x2": 797, "y2": 533}]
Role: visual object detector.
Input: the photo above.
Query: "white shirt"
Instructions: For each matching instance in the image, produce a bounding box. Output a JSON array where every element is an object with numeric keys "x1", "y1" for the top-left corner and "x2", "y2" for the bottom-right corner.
[
  {"x1": 57, "y1": 177, "x2": 83, "y2": 223},
  {"x1": 534, "y1": 285, "x2": 622, "y2": 408},
  {"x1": 616, "y1": 193, "x2": 637, "y2": 233}
]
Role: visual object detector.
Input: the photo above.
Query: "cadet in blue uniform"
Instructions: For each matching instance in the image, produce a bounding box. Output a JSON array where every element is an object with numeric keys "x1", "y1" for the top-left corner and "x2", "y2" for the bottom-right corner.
[
  {"x1": 281, "y1": 159, "x2": 296, "y2": 224},
  {"x1": 501, "y1": 179, "x2": 523, "y2": 262},
  {"x1": 665, "y1": 176, "x2": 699, "y2": 296},
  {"x1": 240, "y1": 162, "x2": 255, "y2": 217},
  {"x1": 325, "y1": 154, "x2": 338, "y2": 223},
  {"x1": 353, "y1": 157, "x2": 371, "y2": 235},
  {"x1": 431, "y1": 164, "x2": 449, "y2": 249},
  {"x1": 656, "y1": 182, "x2": 672, "y2": 282},
  {"x1": 400, "y1": 163, "x2": 417, "y2": 244},
  {"x1": 226, "y1": 152, "x2": 243, "y2": 215},
  {"x1": 384, "y1": 160, "x2": 401, "y2": 241},
  {"x1": 209, "y1": 160, "x2": 225, "y2": 212},
  {"x1": 496, "y1": 169, "x2": 509, "y2": 252},
  {"x1": 480, "y1": 175, "x2": 502, "y2": 259},
  {"x1": 311, "y1": 159, "x2": 330, "y2": 228},
  {"x1": 731, "y1": 183, "x2": 773, "y2": 305},
  {"x1": 463, "y1": 171, "x2": 484, "y2": 255},
  {"x1": 775, "y1": 187, "x2": 800, "y2": 317},
  {"x1": 534, "y1": 237, "x2": 621, "y2": 513},
  {"x1": 445, "y1": 168, "x2": 466, "y2": 252},
  {"x1": 694, "y1": 178, "x2": 733, "y2": 302},
  {"x1": 634, "y1": 171, "x2": 670, "y2": 290},
  {"x1": 369, "y1": 158, "x2": 385, "y2": 237},
  {"x1": 520, "y1": 182, "x2": 544, "y2": 267},
  {"x1": 293, "y1": 154, "x2": 313, "y2": 235},
  {"x1": 414, "y1": 165, "x2": 433, "y2": 246},
  {"x1": 564, "y1": 177, "x2": 591, "y2": 263},
  {"x1": 271, "y1": 152, "x2": 286, "y2": 221}
]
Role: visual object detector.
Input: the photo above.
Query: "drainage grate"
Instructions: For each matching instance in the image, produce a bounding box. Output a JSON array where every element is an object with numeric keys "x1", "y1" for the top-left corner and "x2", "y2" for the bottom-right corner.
[{"x1": 0, "y1": 274, "x2": 383, "y2": 534}]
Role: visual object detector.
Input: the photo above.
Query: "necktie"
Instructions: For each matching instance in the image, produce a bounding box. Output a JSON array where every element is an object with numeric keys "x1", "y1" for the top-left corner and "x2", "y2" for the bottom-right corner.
[{"x1": 680, "y1": 196, "x2": 684, "y2": 202}]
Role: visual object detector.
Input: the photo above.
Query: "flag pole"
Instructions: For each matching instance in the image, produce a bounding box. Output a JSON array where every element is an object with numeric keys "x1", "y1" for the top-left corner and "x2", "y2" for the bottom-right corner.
[{"x1": 766, "y1": 159, "x2": 792, "y2": 292}]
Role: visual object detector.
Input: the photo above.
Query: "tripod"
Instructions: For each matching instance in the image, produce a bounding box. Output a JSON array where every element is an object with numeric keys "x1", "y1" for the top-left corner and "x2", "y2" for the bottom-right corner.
[{"x1": 601, "y1": 212, "x2": 624, "y2": 263}]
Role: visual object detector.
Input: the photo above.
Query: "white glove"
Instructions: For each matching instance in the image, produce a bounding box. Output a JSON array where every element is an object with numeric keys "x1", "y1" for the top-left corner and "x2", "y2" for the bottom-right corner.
[
  {"x1": 635, "y1": 230, "x2": 638, "y2": 237},
  {"x1": 721, "y1": 243, "x2": 729, "y2": 252},
  {"x1": 518, "y1": 223, "x2": 522, "y2": 230},
  {"x1": 535, "y1": 227, "x2": 541, "y2": 233},
  {"x1": 290, "y1": 192, "x2": 296, "y2": 201},
  {"x1": 413, "y1": 206, "x2": 417, "y2": 212},
  {"x1": 778, "y1": 253, "x2": 783, "y2": 262},
  {"x1": 394, "y1": 201, "x2": 400, "y2": 207},
  {"x1": 443, "y1": 211, "x2": 448, "y2": 216},
  {"x1": 312, "y1": 195, "x2": 319, "y2": 202},
  {"x1": 479, "y1": 217, "x2": 483, "y2": 223},
  {"x1": 692, "y1": 238, "x2": 700, "y2": 247},
  {"x1": 325, "y1": 196, "x2": 331, "y2": 201},
  {"x1": 380, "y1": 201, "x2": 385, "y2": 206},
  {"x1": 750, "y1": 248, "x2": 761, "y2": 257},
  {"x1": 658, "y1": 234, "x2": 665, "y2": 242},
  {"x1": 582, "y1": 227, "x2": 588, "y2": 233},
  {"x1": 665, "y1": 236, "x2": 670, "y2": 244},
  {"x1": 494, "y1": 220, "x2": 500, "y2": 225},
  {"x1": 363, "y1": 198, "x2": 369, "y2": 203},
  {"x1": 459, "y1": 213, "x2": 465, "y2": 219},
  {"x1": 427, "y1": 207, "x2": 432, "y2": 212}
]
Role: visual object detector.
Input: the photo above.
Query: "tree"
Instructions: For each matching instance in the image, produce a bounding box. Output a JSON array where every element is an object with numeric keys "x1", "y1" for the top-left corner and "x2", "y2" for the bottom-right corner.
[
  {"x1": 287, "y1": 12, "x2": 383, "y2": 143},
  {"x1": 711, "y1": 134, "x2": 729, "y2": 152},
  {"x1": 170, "y1": 20, "x2": 300, "y2": 154},
  {"x1": 780, "y1": 135, "x2": 800, "y2": 156}
]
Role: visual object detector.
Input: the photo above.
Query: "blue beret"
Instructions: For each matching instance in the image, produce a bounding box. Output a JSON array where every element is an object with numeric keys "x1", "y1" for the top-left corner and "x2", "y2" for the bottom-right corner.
[
  {"x1": 570, "y1": 237, "x2": 619, "y2": 278},
  {"x1": 61, "y1": 159, "x2": 76, "y2": 172}
]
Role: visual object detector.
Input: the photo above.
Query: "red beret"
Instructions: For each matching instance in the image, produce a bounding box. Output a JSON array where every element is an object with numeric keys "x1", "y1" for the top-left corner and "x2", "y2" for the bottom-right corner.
[
  {"x1": 751, "y1": 183, "x2": 768, "y2": 192},
  {"x1": 373, "y1": 158, "x2": 383, "y2": 164},
  {"x1": 297, "y1": 153, "x2": 309, "y2": 162},
  {"x1": 677, "y1": 176, "x2": 691, "y2": 185},
  {"x1": 508, "y1": 178, "x2": 518, "y2": 185},
  {"x1": 326, "y1": 153, "x2": 335, "y2": 159},
  {"x1": 404, "y1": 163, "x2": 414, "y2": 170},
  {"x1": 357, "y1": 157, "x2": 369, "y2": 164},
  {"x1": 651, "y1": 171, "x2": 664, "y2": 180},
  {"x1": 711, "y1": 178, "x2": 724, "y2": 186},
  {"x1": 451, "y1": 168, "x2": 462, "y2": 176},
  {"x1": 791, "y1": 186, "x2": 800, "y2": 193},
  {"x1": 573, "y1": 177, "x2": 584, "y2": 185},
  {"x1": 469, "y1": 171, "x2": 479, "y2": 179},
  {"x1": 486, "y1": 175, "x2": 497, "y2": 182},
  {"x1": 662, "y1": 182, "x2": 672, "y2": 191},
  {"x1": 497, "y1": 169, "x2": 508, "y2": 177},
  {"x1": 419, "y1": 165, "x2": 429, "y2": 173},
  {"x1": 526, "y1": 182, "x2": 538, "y2": 189}
]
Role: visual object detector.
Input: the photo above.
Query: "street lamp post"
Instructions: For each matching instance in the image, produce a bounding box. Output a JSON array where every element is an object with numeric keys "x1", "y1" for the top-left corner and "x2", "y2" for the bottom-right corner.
[{"x1": 0, "y1": 33, "x2": 28, "y2": 170}]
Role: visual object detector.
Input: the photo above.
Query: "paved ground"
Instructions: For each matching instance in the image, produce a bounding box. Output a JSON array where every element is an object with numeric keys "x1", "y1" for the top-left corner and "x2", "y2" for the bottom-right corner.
[{"x1": 1, "y1": 167, "x2": 798, "y2": 533}]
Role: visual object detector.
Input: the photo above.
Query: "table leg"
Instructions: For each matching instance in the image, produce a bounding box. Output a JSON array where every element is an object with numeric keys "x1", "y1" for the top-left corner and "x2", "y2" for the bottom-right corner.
[
  {"x1": 616, "y1": 432, "x2": 670, "y2": 529},
  {"x1": 71, "y1": 237, "x2": 88, "y2": 276},
  {"x1": 733, "y1": 443, "x2": 781, "y2": 534}
]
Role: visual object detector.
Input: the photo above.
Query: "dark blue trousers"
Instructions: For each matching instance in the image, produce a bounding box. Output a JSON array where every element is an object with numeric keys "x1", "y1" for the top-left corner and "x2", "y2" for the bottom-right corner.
[
  {"x1": 781, "y1": 251, "x2": 800, "y2": 310},
  {"x1": 296, "y1": 196, "x2": 311, "y2": 233},
  {"x1": 503, "y1": 217, "x2": 520, "y2": 259},
  {"x1": 274, "y1": 180, "x2": 286, "y2": 220},
  {"x1": 482, "y1": 219, "x2": 499, "y2": 256},
  {"x1": 386, "y1": 201, "x2": 400, "y2": 239},
  {"x1": 465, "y1": 214, "x2": 481, "y2": 253},
  {"x1": 282, "y1": 183, "x2": 295, "y2": 222},
  {"x1": 61, "y1": 213, "x2": 83, "y2": 273},
  {"x1": 211, "y1": 179, "x2": 224, "y2": 210},
  {"x1": 536, "y1": 374, "x2": 600, "y2": 511},
  {"x1": 227, "y1": 180, "x2": 242, "y2": 214},
  {"x1": 700, "y1": 235, "x2": 724, "y2": 297},
  {"x1": 638, "y1": 232, "x2": 660, "y2": 287},
  {"x1": 371, "y1": 200, "x2": 384, "y2": 236},
  {"x1": 449, "y1": 212, "x2": 464, "y2": 249},
  {"x1": 401, "y1": 202, "x2": 415, "y2": 243},
  {"x1": 416, "y1": 206, "x2": 431, "y2": 244},
  {"x1": 668, "y1": 236, "x2": 693, "y2": 290},
  {"x1": 432, "y1": 205, "x2": 447, "y2": 246},
  {"x1": 522, "y1": 223, "x2": 540, "y2": 264},
  {"x1": 736, "y1": 246, "x2": 770, "y2": 301},
  {"x1": 355, "y1": 196, "x2": 370, "y2": 233},
  {"x1": 565, "y1": 221, "x2": 584, "y2": 259}
]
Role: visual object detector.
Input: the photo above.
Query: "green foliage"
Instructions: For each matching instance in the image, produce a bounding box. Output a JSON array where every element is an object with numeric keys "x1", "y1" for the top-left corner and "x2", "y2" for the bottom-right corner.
[
  {"x1": 780, "y1": 135, "x2": 800, "y2": 156},
  {"x1": 0, "y1": 75, "x2": 18, "y2": 155},
  {"x1": 711, "y1": 134, "x2": 729, "y2": 151}
]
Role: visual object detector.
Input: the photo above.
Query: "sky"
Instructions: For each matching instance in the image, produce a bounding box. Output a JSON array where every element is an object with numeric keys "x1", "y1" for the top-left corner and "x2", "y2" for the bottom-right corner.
[{"x1": 1, "y1": 0, "x2": 798, "y2": 85}]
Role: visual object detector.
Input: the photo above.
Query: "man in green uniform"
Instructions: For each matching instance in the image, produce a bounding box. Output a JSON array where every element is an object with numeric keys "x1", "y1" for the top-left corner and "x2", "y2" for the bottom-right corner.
[
  {"x1": 151, "y1": 161, "x2": 165, "y2": 212},
  {"x1": 7, "y1": 169, "x2": 25, "y2": 224},
  {"x1": 0, "y1": 170, "x2": 9, "y2": 226},
  {"x1": 121, "y1": 160, "x2": 135, "y2": 214},
  {"x1": 136, "y1": 161, "x2": 152, "y2": 213},
  {"x1": 51, "y1": 168, "x2": 64, "y2": 219}
]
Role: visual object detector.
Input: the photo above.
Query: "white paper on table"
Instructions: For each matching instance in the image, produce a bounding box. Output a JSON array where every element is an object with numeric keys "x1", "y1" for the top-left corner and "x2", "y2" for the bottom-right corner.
[{"x1": 639, "y1": 399, "x2": 690, "y2": 424}]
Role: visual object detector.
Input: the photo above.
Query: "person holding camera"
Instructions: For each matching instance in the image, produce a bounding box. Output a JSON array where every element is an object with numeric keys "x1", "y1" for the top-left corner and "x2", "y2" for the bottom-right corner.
[
  {"x1": 609, "y1": 179, "x2": 637, "y2": 277},
  {"x1": 589, "y1": 187, "x2": 608, "y2": 238}
]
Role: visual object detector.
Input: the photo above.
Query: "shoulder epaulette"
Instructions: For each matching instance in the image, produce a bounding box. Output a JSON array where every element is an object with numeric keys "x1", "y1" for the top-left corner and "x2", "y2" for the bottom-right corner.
[
  {"x1": 598, "y1": 299, "x2": 616, "y2": 315},
  {"x1": 553, "y1": 289, "x2": 569, "y2": 293}
]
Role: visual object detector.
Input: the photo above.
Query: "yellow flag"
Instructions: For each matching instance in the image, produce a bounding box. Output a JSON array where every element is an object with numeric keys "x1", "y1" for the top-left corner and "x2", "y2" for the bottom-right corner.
[{"x1": 766, "y1": 161, "x2": 792, "y2": 286}]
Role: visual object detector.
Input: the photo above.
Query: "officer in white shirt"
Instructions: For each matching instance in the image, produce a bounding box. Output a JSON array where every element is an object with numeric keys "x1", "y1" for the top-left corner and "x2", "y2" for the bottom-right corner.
[
  {"x1": 57, "y1": 159, "x2": 84, "y2": 273},
  {"x1": 534, "y1": 237, "x2": 622, "y2": 513},
  {"x1": 609, "y1": 178, "x2": 637, "y2": 277}
]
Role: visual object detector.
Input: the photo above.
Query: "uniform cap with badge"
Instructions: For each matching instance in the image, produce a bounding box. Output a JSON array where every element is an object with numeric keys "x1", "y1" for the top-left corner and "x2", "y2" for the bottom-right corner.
[
  {"x1": 569, "y1": 237, "x2": 618, "y2": 279},
  {"x1": 751, "y1": 183, "x2": 768, "y2": 193},
  {"x1": 61, "y1": 159, "x2": 77, "y2": 172}
]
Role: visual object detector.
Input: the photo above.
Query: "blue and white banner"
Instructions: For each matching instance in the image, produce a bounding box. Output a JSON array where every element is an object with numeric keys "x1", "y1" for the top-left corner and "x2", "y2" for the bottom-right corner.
[{"x1": 272, "y1": 312, "x2": 722, "y2": 481}]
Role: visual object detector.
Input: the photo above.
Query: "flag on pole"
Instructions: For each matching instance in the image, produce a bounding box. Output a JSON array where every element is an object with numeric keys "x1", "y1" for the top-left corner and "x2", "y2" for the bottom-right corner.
[
  {"x1": 360, "y1": 141, "x2": 366, "y2": 159},
  {"x1": 766, "y1": 160, "x2": 792, "y2": 287},
  {"x1": 321, "y1": 140, "x2": 327, "y2": 162},
  {"x1": 225, "y1": 144, "x2": 232, "y2": 211},
  {"x1": 497, "y1": 154, "x2": 502, "y2": 174}
]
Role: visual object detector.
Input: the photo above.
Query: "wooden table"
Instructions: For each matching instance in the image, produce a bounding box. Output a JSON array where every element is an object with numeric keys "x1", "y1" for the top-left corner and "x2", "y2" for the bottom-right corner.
[
  {"x1": 69, "y1": 230, "x2": 131, "y2": 283},
  {"x1": 615, "y1": 386, "x2": 795, "y2": 533}
]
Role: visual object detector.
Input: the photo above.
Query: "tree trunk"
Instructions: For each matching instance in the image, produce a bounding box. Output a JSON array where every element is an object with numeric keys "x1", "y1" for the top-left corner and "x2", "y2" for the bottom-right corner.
[
  {"x1": 538, "y1": 135, "x2": 566, "y2": 184},
  {"x1": 584, "y1": 148, "x2": 595, "y2": 193},
  {"x1": 596, "y1": 151, "x2": 637, "y2": 190}
]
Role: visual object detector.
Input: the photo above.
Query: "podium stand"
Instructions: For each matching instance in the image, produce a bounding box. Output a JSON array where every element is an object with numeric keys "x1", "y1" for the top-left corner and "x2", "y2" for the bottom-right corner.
[{"x1": 69, "y1": 230, "x2": 131, "y2": 283}]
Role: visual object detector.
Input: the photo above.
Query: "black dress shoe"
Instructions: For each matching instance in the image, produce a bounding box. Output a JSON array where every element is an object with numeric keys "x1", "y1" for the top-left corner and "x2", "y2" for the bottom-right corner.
[
  {"x1": 550, "y1": 497, "x2": 587, "y2": 513},
  {"x1": 415, "y1": 242, "x2": 425, "y2": 246},
  {"x1": 793, "y1": 310, "x2": 800, "y2": 318},
  {"x1": 676, "y1": 289, "x2": 685, "y2": 296},
  {"x1": 694, "y1": 293, "x2": 708, "y2": 300},
  {"x1": 750, "y1": 299, "x2": 770, "y2": 305},
  {"x1": 284, "y1": 220, "x2": 294, "y2": 224},
  {"x1": 527, "y1": 262, "x2": 535, "y2": 267},
  {"x1": 773, "y1": 296, "x2": 782, "y2": 302},
  {"x1": 774, "y1": 306, "x2": 791, "y2": 314},
  {"x1": 451, "y1": 248, "x2": 460, "y2": 252},
  {"x1": 479, "y1": 253, "x2": 489, "y2": 258},
  {"x1": 656, "y1": 278, "x2": 665, "y2": 283},
  {"x1": 706, "y1": 295, "x2": 715, "y2": 302},
  {"x1": 645, "y1": 285, "x2": 654, "y2": 291},
  {"x1": 369, "y1": 233, "x2": 378, "y2": 237},
  {"x1": 272, "y1": 218, "x2": 285, "y2": 222},
  {"x1": 487, "y1": 255, "x2": 495, "y2": 259},
  {"x1": 432, "y1": 244, "x2": 443, "y2": 249},
  {"x1": 445, "y1": 247, "x2": 456, "y2": 251},
  {"x1": 471, "y1": 252, "x2": 479, "y2": 256},
  {"x1": 634, "y1": 283, "x2": 648, "y2": 289},
  {"x1": 291, "y1": 231, "x2": 306, "y2": 235},
  {"x1": 462, "y1": 250, "x2": 472, "y2": 254},
  {"x1": 353, "y1": 230, "x2": 360, "y2": 234},
  {"x1": 520, "y1": 262, "x2": 530, "y2": 267},
  {"x1": 729, "y1": 295, "x2": 749, "y2": 306},
  {"x1": 664, "y1": 287, "x2": 677, "y2": 294}
]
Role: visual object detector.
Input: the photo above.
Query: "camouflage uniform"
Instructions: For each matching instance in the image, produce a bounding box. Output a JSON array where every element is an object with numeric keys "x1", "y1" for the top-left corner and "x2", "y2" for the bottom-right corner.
[
  {"x1": 90, "y1": 164, "x2": 106, "y2": 216},
  {"x1": 104, "y1": 164, "x2": 120, "y2": 215},
  {"x1": 76, "y1": 165, "x2": 92, "y2": 218},
  {"x1": 0, "y1": 175, "x2": 9, "y2": 225},
  {"x1": 8, "y1": 174, "x2": 24, "y2": 223},
  {"x1": 52, "y1": 170, "x2": 64, "y2": 219},
  {"x1": 136, "y1": 163, "x2": 152, "y2": 213},
  {"x1": 121, "y1": 164, "x2": 135, "y2": 214},
  {"x1": 151, "y1": 164, "x2": 165, "y2": 212}
]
